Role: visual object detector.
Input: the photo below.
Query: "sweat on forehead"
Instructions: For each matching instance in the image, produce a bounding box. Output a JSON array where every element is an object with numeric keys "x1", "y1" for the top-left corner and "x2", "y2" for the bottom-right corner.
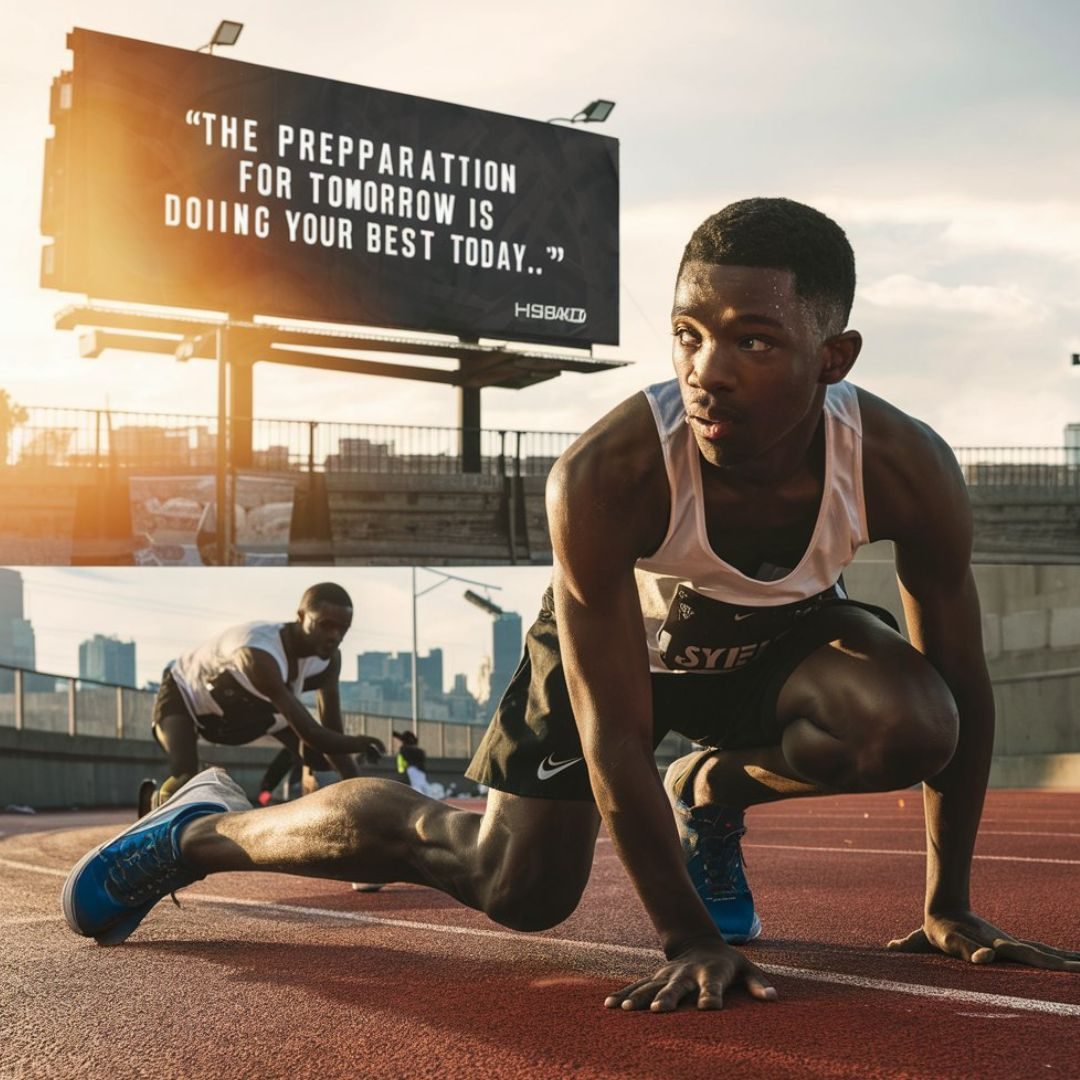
[
  {"x1": 679, "y1": 197, "x2": 855, "y2": 336},
  {"x1": 672, "y1": 263, "x2": 826, "y2": 337}
]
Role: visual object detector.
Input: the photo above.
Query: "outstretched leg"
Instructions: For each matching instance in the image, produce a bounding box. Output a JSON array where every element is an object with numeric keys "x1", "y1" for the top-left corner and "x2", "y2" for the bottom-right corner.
[{"x1": 181, "y1": 781, "x2": 601, "y2": 932}]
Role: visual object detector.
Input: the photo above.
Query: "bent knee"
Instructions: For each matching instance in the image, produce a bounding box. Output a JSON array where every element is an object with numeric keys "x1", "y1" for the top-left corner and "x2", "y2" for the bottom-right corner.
[
  {"x1": 484, "y1": 871, "x2": 585, "y2": 932},
  {"x1": 853, "y1": 692, "x2": 959, "y2": 791},
  {"x1": 478, "y1": 840, "x2": 588, "y2": 931}
]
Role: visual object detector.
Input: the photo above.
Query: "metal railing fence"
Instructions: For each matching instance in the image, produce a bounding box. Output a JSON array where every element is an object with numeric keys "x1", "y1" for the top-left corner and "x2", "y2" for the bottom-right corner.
[
  {"x1": 0, "y1": 663, "x2": 517, "y2": 761},
  {"x1": 6, "y1": 661, "x2": 1080, "y2": 761},
  {"x1": 4, "y1": 406, "x2": 576, "y2": 477},
  {"x1": 0, "y1": 663, "x2": 696, "y2": 762},
  {"x1": 4, "y1": 405, "x2": 1077, "y2": 486},
  {"x1": 953, "y1": 446, "x2": 1080, "y2": 488}
]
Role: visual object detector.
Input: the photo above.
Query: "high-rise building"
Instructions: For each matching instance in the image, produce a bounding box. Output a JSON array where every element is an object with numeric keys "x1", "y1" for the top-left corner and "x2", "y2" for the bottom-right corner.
[
  {"x1": 417, "y1": 647, "x2": 443, "y2": 697},
  {"x1": 79, "y1": 634, "x2": 137, "y2": 688},
  {"x1": 353, "y1": 648, "x2": 448, "y2": 719},
  {"x1": 1066, "y1": 423, "x2": 1080, "y2": 466},
  {"x1": 487, "y1": 611, "x2": 522, "y2": 717},
  {"x1": 0, "y1": 567, "x2": 36, "y2": 670},
  {"x1": 356, "y1": 651, "x2": 392, "y2": 682},
  {"x1": 446, "y1": 672, "x2": 480, "y2": 723}
]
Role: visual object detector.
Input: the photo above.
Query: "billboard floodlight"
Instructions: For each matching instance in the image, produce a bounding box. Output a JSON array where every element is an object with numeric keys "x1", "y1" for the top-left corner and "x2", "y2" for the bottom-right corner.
[
  {"x1": 199, "y1": 20, "x2": 244, "y2": 54},
  {"x1": 579, "y1": 99, "x2": 615, "y2": 123},
  {"x1": 548, "y1": 99, "x2": 616, "y2": 125}
]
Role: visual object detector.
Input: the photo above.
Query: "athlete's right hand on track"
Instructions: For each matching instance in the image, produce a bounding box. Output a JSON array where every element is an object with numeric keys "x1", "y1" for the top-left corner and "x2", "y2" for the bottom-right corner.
[{"x1": 604, "y1": 939, "x2": 777, "y2": 1012}]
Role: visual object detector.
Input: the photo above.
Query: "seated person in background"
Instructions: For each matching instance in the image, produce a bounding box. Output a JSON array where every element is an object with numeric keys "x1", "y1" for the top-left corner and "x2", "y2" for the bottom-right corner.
[{"x1": 394, "y1": 730, "x2": 430, "y2": 796}]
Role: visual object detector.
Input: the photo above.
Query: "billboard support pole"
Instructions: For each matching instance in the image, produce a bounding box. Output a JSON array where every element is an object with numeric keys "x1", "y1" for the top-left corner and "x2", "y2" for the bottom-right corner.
[
  {"x1": 459, "y1": 345, "x2": 482, "y2": 474},
  {"x1": 215, "y1": 326, "x2": 230, "y2": 566},
  {"x1": 459, "y1": 386, "x2": 482, "y2": 474},
  {"x1": 229, "y1": 314, "x2": 254, "y2": 470}
]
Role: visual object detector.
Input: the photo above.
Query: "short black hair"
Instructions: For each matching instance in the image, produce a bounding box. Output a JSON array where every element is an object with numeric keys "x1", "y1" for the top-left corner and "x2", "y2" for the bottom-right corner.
[
  {"x1": 679, "y1": 197, "x2": 855, "y2": 336},
  {"x1": 300, "y1": 582, "x2": 353, "y2": 611}
]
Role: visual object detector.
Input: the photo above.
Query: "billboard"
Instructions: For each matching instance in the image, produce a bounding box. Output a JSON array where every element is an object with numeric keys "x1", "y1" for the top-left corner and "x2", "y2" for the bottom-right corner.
[{"x1": 41, "y1": 29, "x2": 619, "y2": 346}]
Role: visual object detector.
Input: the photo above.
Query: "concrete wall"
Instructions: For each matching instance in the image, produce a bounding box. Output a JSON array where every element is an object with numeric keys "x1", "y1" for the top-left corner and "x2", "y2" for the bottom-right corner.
[
  {"x1": 0, "y1": 714, "x2": 695, "y2": 810},
  {"x1": 845, "y1": 544, "x2": 1080, "y2": 789},
  {"x1": 0, "y1": 726, "x2": 487, "y2": 810},
  {"x1": 0, "y1": 467, "x2": 556, "y2": 567},
  {"x1": 6, "y1": 465, "x2": 1080, "y2": 567}
]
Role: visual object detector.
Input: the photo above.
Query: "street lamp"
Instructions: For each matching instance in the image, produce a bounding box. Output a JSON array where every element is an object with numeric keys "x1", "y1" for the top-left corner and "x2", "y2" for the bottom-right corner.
[
  {"x1": 198, "y1": 20, "x2": 244, "y2": 54},
  {"x1": 410, "y1": 568, "x2": 501, "y2": 733},
  {"x1": 547, "y1": 99, "x2": 616, "y2": 125}
]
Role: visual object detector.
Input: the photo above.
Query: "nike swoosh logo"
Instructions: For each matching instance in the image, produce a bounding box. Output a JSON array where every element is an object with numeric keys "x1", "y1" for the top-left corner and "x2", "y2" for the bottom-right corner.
[
  {"x1": 733, "y1": 612, "x2": 756, "y2": 621},
  {"x1": 536, "y1": 754, "x2": 584, "y2": 781}
]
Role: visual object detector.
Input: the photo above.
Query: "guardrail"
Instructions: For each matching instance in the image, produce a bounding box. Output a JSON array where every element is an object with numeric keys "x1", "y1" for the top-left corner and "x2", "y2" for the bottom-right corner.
[
  {"x1": 954, "y1": 447, "x2": 1080, "y2": 488},
  {"x1": 0, "y1": 664, "x2": 694, "y2": 762},
  {"x1": 3, "y1": 405, "x2": 1077, "y2": 485},
  {"x1": 4, "y1": 406, "x2": 575, "y2": 477},
  {"x1": 7, "y1": 661, "x2": 1080, "y2": 765},
  {"x1": 0, "y1": 664, "x2": 492, "y2": 755}
]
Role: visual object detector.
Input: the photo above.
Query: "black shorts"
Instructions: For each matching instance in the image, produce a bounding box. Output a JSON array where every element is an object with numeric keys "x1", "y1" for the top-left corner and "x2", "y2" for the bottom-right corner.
[
  {"x1": 151, "y1": 667, "x2": 330, "y2": 769},
  {"x1": 466, "y1": 587, "x2": 900, "y2": 801}
]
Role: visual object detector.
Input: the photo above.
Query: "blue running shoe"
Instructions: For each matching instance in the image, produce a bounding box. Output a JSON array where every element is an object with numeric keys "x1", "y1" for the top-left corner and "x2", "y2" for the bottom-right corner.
[
  {"x1": 664, "y1": 754, "x2": 762, "y2": 944},
  {"x1": 62, "y1": 767, "x2": 252, "y2": 945}
]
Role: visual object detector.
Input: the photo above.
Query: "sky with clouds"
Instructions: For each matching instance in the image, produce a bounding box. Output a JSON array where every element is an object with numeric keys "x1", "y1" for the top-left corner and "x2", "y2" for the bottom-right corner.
[
  {"x1": 2, "y1": 1, "x2": 1079, "y2": 690},
  {"x1": 2, "y1": 0, "x2": 1078, "y2": 446}
]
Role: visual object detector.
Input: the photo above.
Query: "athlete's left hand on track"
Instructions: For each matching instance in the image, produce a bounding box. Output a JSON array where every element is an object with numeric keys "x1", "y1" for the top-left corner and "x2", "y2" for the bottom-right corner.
[{"x1": 887, "y1": 911, "x2": 1080, "y2": 971}]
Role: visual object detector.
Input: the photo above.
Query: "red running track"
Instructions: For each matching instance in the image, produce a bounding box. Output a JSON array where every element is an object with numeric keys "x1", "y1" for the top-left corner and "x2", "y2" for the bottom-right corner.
[{"x1": 1, "y1": 789, "x2": 1078, "y2": 1079}]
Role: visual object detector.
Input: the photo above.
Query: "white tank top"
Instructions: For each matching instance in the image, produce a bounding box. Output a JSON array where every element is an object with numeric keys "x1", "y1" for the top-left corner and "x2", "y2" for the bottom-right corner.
[
  {"x1": 635, "y1": 379, "x2": 869, "y2": 675},
  {"x1": 169, "y1": 621, "x2": 331, "y2": 729}
]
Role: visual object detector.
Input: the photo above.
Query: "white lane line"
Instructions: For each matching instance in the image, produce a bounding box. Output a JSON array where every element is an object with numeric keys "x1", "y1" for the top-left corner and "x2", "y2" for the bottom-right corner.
[
  {"x1": 752, "y1": 814, "x2": 1080, "y2": 825},
  {"x1": 747, "y1": 826, "x2": 1080, "y2": 840},
  {"x1": 4, "y1": 856, "x2": 1078, "y2": 1018},
  {"x1": 745, "y1": 844, "x2": 1080, "y2": 866}
]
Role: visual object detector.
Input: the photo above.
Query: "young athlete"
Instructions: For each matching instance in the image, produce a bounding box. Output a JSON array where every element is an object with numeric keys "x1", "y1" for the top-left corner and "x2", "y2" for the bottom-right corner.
[
  {"x1": 64, "y1": 199, "x2": 1079, "y2": 1008},
  {"x1": 140, "y1": 581, "x2": 383, "y2": 813}
]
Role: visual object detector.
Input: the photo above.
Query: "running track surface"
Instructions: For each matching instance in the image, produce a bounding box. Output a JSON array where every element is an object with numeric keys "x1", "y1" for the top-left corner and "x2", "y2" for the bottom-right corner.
[{"x1": 2, "y1": 789, "x2": 1078, "y2": 1079}]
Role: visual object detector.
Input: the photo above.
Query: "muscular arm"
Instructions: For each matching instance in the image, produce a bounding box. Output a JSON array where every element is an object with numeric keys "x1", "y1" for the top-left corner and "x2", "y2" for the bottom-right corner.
[
  {"x1": 865, "y1": 395, "x2": 1078, "y2": 968},
  {"x1": 307, "y1": 654, "x2": 361, "y2": 779},
  {"x1": 548, "y1": 395, "x2": 773, "y2": 1007},
  {"x1": 235, "y1": 648, "x2": 384, "y2": 762},
  {"x1": 885, "y1": 432, "x2": 994, "y2": 916}
]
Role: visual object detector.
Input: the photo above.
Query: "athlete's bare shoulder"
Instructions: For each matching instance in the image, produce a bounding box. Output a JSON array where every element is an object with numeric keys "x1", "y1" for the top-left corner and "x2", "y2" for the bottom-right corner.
[
  {"x1": 856, "y1": 386, "x2": 970, "y2": 557},
  {"x1": 546, "y1": 391, "x2": 670, "y2": 570}
]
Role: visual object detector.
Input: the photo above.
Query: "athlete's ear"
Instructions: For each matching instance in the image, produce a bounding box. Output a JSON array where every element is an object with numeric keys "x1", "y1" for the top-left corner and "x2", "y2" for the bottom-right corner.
[{"x1": 818, "y1": 330, "x2": 861, "y2": 385}]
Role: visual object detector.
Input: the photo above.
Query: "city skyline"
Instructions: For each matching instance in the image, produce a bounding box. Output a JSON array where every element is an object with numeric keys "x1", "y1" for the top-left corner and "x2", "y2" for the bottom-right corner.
[
  {"x1": 10, "y1": 565, "x2": 547, "y2": 698},
  {"x1": 2, "y1": 2, "x2": 1079, "y2": 450}
]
